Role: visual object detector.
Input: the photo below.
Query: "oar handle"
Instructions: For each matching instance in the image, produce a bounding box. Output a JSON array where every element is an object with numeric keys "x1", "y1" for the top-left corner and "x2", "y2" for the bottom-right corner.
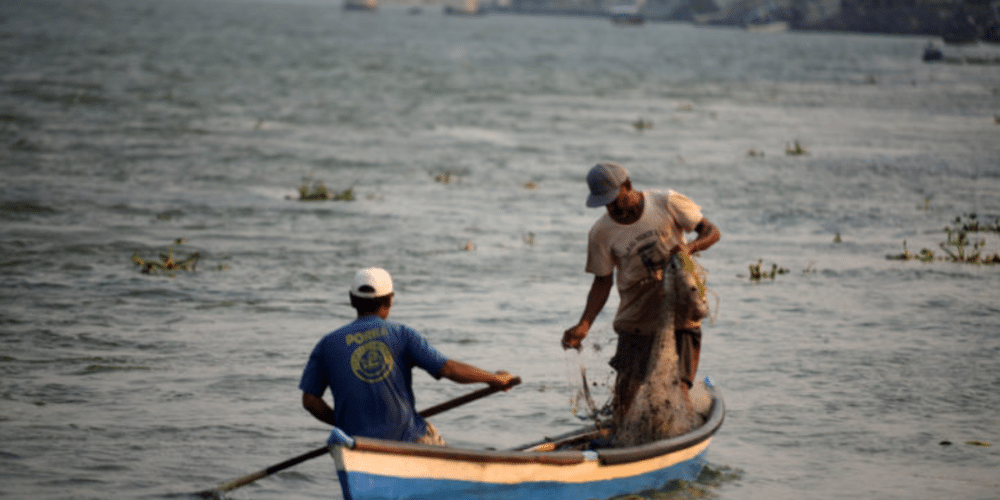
[{"x1": 418, "y1": 376, "x2": 521, "y2": 419}]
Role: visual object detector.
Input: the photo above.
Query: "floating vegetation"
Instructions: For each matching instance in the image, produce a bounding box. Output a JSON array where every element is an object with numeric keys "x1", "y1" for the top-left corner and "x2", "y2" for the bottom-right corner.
[
  {"x1": 949, "y1": 213, "x2": 1000, "y2": 234},
  {"x1": 523, "y1": 181, "x2": 538, "y2": 190},
  {"x1": 156, "y1": 209, "x2": 184, "y2": 221},
  {"x1": 746, "y1": 148, "x2": 765, "y2": 158},
  {"x1": 632, "y1": 118, "x2": 653, "y2": 131},
  {"x1": 132, "y1": 238, "x2": 200, "y2": 276},
  {"x1": 918, "y1": 195, "x2": 933, "y2": 211},
  {"x1": 886, "y1": 214, "x2": 1000, "y2": 264},
  {"x1": 434, "y1": 172, "x2": 460, "y2": 184},
  {"x1": 785, "y1": 140, "x2": 807, "y2": 156},
  {"x1": 523, "y1": 232, "x2": 535, "y2": 245},
  {"x1": 748, "y1": 259, "x2": 788, "y2": 281},
  {"x1": 886, "y1": 240, "x2": 936, "y2": 262},
  {"x1": 297, "y1": 178, "x2": 354, "y2": 201},
  {"x1": 833, "y1": 232, "x2": 842, "y2": 243},
  {"x1": 939, "y1": 229, "x2": 996, "y2": 263},
  {"x1": 461, "y1": 241, "x2": 475, "y2": 251},
  {"x1": 940, "y1": 440, "x2": 992, "y2": 447},
  {"x1": 10, "y1": 137, "x2": 41, "y2": 152}
]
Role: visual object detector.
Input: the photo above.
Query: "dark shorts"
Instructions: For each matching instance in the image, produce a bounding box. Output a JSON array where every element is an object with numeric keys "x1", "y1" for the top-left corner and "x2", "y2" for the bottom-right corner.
[{"x1": 675, "y1": 327, "x2": 702, "y2": 386}]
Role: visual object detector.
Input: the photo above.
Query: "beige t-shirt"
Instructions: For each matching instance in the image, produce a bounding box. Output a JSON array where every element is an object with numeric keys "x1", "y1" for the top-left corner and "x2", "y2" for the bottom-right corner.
[{"x1": 586, "y1": 190, "x2": 703, "y2": 335}]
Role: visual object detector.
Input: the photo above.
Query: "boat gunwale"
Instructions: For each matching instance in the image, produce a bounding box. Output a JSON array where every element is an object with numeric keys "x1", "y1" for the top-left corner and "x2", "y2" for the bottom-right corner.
[
  {"x1": 338, "y1": 387, "x2": 724, "y2": 468},
  {"x1": 598, "y1": 393, "x2": 724, "y2": 465},
  {"x1": 349, "y1": 437, "x2": 588, "y2": 465}
]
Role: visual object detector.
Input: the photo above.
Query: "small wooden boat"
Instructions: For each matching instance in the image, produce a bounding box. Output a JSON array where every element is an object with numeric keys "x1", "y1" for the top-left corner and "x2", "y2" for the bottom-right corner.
[
  {"x1": 444, "y1": 0, "x2": 482, "y2": 16},
  {"x1": 343, "y1": 0, "x2": 377, "y2": 11},
  {"x1": 609, "y1": 4, "x2": 644, "y2": 26},
  {"x1": 326, "y1": 382, "x2": 724, "y2": 500},
  {"x1": 922, "y1": 42, "x2": 944, "y2": 62},
  {"x1": 745, "y1": 20, "x2": 789, "y2": 33}
]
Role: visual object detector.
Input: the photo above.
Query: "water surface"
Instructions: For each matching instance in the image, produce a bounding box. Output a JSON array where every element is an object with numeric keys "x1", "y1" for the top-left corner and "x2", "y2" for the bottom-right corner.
[{"x1": 1, "y1": 0, "x2": 998, "y2": 499}]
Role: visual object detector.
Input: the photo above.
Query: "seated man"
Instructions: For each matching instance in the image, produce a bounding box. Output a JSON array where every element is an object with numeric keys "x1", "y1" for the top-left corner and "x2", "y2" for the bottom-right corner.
[{"x1": 299, "y1": 267, "x2": 516, "y2": 445}]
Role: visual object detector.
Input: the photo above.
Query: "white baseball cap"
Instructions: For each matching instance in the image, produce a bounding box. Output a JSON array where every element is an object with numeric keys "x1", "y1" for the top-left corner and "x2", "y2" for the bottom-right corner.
[{"x1": 351, "y1": 267, "x2": 394, "y2": 298}]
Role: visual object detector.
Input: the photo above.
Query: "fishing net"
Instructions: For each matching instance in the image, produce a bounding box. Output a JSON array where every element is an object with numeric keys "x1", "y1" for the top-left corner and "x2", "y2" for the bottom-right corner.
[
  {"x1": 612, "y1": 256, "x2": 704, "y2": 447},
  {"x1": 564, "y1": 348, "x2": 614, "y2": 425}
]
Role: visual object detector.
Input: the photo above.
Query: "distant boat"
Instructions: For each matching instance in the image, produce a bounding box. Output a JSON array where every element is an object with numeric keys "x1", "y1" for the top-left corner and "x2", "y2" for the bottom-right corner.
[
  {"x1": 343, "y1": 0, "x2": 377, "y2": 11},
  {"x1": 922, "y1": 42, "x2": 944, "y2": 61},
  {"x1": 745, "y1": 20, "x2": 789, "y2": 33},
  {"x1": 742, "y1": 6, "x2": 789, "y2": 33},
  {"x1": 609, "y1": 4, "x2": 644, "y2": 25},
  {"x1": 444, "y1": 0, "x2": 482, "y2": 16}
]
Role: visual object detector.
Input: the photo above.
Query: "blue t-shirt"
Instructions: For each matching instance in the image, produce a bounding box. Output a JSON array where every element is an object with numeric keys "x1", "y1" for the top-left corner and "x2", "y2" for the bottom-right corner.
[{"x1": 299, "y1": 316, "x2": 449, "y2": 442}]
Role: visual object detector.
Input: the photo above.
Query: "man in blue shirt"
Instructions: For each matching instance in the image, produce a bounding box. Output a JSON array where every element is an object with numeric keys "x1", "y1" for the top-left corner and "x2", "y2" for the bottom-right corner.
[{"x1": 300, "y1": 267, "x2": 516, "y2": 445}]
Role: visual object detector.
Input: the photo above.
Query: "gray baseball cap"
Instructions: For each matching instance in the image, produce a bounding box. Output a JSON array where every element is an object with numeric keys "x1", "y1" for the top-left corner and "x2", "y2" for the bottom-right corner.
[{"x1": 586, "y1": 163, "x2": 628, "y2": 208}]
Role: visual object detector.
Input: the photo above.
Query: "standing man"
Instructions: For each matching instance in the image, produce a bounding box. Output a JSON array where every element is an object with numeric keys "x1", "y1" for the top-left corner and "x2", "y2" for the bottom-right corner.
[
  {"x1": 562, "y1": 163, "x2": 720, "y2": 421},
  {"x1": 300, "y1": 267, "x2": 516, "y2": 445}
]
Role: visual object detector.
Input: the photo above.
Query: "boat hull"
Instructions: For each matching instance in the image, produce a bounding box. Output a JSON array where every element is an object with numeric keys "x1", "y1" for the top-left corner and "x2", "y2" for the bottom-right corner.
[
  {"x1": 330, "y1": 387, "x2": 724, "y2": 500},
  {"x1": 335, "y1": 447, "x2": 707, "y2": 500}
]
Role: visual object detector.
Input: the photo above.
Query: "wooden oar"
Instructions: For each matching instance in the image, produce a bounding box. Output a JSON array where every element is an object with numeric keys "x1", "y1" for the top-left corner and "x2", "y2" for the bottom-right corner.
[
  {"x1": 197, "y1": 377, "x2": 521, "y2": 499},
  {"x1": 417, "y1": 376, "x2": 520, "y2": 418},
  {"x1": 197, "y1": 446, "x2": 332, "y2": 498}
]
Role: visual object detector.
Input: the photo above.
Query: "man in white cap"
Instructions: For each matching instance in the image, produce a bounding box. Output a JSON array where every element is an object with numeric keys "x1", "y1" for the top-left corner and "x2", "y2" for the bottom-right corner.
[
  {"x1": 300, "y1": 267, "x2": 516, "y2": 445},
  {"x1": 562, "y1": 163, "x2": 720, "y2": 422}
]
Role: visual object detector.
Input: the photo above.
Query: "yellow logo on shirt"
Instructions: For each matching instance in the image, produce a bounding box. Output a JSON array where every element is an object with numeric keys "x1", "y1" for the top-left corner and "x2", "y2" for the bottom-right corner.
[
  {"x1": 351, "y1": 340, "x2": 393, "y2": 383},
  {"x1": 346, "y1": 327, "x2": 389, "y2": 346}
]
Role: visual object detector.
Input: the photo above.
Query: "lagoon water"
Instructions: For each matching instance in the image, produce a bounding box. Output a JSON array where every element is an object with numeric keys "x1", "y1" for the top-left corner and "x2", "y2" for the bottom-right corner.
[{"x1": 2, "y1": 0, "x2": 999, "y2": 498}]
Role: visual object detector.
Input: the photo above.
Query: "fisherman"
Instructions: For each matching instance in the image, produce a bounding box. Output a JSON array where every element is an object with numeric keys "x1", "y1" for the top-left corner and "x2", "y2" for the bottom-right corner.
[
  {"x1": 562, "y1": 163, "x2": 720, "y2": 425},
  {"x1": 300, "y1": 267, "x2": 516, "y2": 445}
]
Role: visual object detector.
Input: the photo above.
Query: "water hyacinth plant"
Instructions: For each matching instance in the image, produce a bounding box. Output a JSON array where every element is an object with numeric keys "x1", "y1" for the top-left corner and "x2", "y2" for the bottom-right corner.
[
  {"x1": 748, "y1": 259, "x2": 788, "y2": 281},
  {"x1": 434, "y1": 172, "x2": 460, "y2": 184},
  {"x1": 632, "y1": 118, "x2": 653, "y2": 132},
  {"x1": 297, "y1": 177, "x2": 354, "y2": 201},
  {"x1": 887, "y1": 214, "x2": 1000, "y2": 264},
  {"x1": 785, "y1": 140, "x2": 807, "y2": 156},
  {"x1": 132, "y1": 238, "x2": 200, "y2": 276}
]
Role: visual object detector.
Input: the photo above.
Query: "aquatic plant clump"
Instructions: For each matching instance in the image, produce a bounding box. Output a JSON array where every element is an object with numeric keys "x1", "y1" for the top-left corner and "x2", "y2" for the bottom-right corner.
[
  {"x1": 950, "y1": 213, "x2": 1000, "y2": 234},
  {"x1": 632, "y1": 118, "x2": 653, "y2": 132},
  {"x1": 887, "y1": 214, "x2": 1000, "y2": 265},
  {"x1": 434, "y1": 172, "x2": 461, "y2": 184},
  {"x1": 748, "y1": 259, "x2": 789, "y2": 281},
  {"x1": 132, "y1": 238, "x2": 200, "y2": 276},
  {"x1": 785, "y1": 140, "x2": 807, "y2": 156},
  {"x1": 297, "y1": 178, "x2": 354, "y2": 201}
]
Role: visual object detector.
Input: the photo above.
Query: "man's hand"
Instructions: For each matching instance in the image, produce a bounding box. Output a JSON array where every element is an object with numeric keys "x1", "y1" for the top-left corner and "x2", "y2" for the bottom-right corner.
[
  {"x1": 562, "y1": 323, "x2": 589, "y2": 350},
  {"x1": 492, "y1": 371, "x2": 518, "y2": 391}
]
